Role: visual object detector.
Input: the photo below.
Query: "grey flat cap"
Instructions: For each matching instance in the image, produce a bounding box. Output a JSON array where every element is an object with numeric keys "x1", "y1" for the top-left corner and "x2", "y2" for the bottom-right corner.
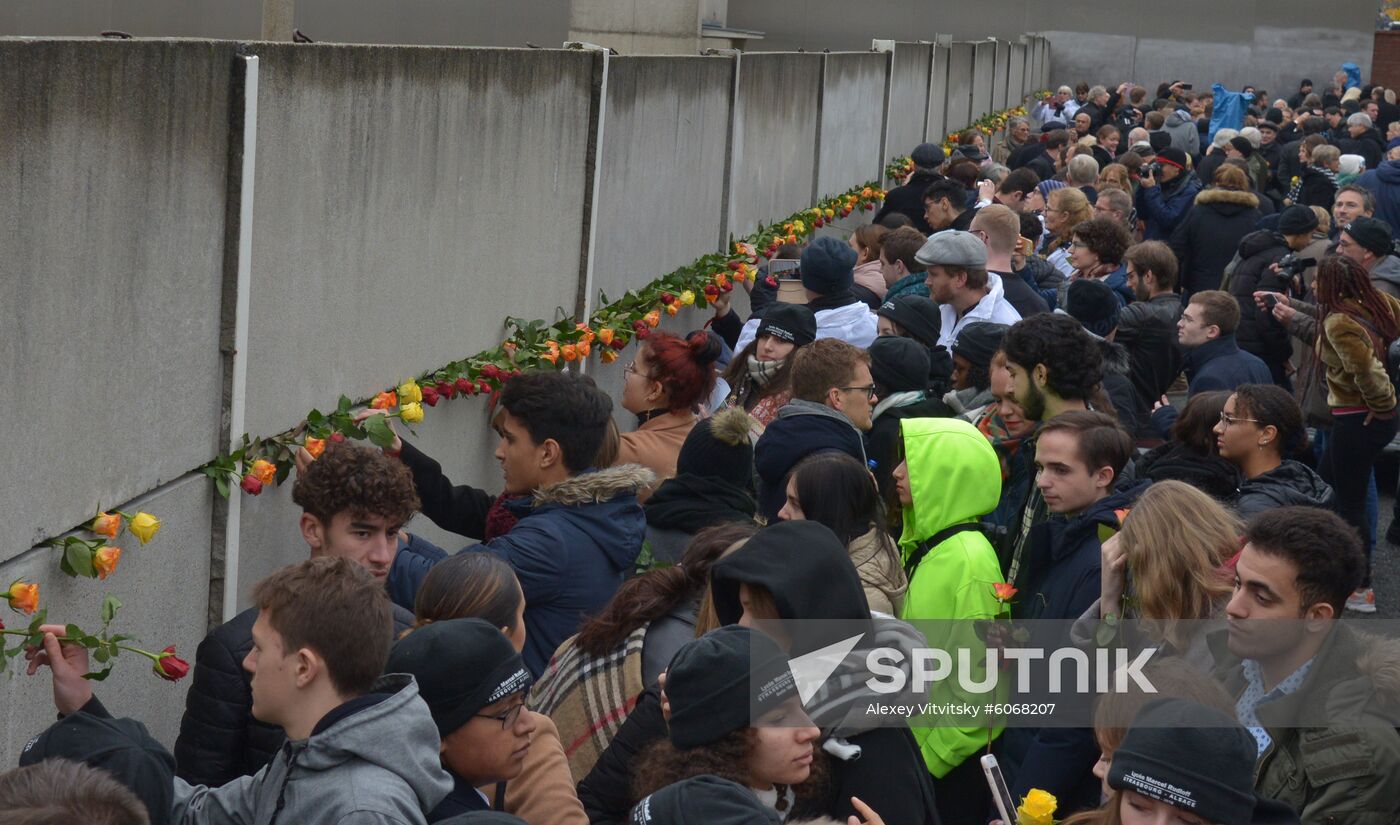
[{"x1": 914, "y1": 229, "x2": 989, "y2": 268}]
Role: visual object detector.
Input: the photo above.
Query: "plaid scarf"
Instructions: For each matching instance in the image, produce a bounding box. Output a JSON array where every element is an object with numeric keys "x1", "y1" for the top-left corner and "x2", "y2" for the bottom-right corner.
[
  {"x1": 526, "y1": 627, "x2": 646, "y2": 782},
  {"x1": 974, "y1": 408, "x2": 1025, "y2": 483}
]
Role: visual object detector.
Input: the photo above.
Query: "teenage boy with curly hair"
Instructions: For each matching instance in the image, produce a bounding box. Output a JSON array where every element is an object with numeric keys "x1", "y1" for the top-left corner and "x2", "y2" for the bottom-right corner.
[{"x1": 174, "y1": 443, "x2": 421, "y2": 787}]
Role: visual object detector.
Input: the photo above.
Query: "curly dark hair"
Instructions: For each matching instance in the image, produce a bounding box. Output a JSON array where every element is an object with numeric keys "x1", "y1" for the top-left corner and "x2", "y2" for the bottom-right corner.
[
  {"x1": 630, "y1": 730, "x2": 830, "y2": 814},
  {"x1": 1071, "y1": 217, "x2": 1133, "y2": 265},
  {"x1": 1002, "y1": 313, "x2": 1104, "y2": 401},
  {"x1": 292, "y1": 442, "x2": 420, "y2": 526},
  {"x1": 1231, "y1": 384, "x2": 1307, "y2": 458},
  {"x1": 1243, "y1": 507, "x2": 1364, "y2": 614}
]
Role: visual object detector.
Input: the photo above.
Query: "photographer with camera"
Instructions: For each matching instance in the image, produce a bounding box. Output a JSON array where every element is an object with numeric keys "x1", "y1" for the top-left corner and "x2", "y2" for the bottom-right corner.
[
  {"x1": 1228, "y1": 206, "x2": 1322, "y2": 387},
  {"x1": 1135, "y1": 147, "x2": 1201, "y2": 241}
]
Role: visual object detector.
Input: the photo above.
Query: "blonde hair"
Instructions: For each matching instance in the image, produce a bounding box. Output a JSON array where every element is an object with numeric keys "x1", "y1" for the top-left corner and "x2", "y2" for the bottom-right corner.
[
  {"x1": 1310, "y1": 206, "x2": 1332, "y2": 235},
  {"x1": 1312, "y1": 144, "x2": 1341, "y2": 167},
  {"x1": 1097, "y1": 163, "x2": 1132, "y2": 193},
  {"x1": 1116, "y1": 481, "x2": 1237, "y2": 649},
  {"x1": 1048, "y1": 187, "x2": 1093, "y2": 243}
]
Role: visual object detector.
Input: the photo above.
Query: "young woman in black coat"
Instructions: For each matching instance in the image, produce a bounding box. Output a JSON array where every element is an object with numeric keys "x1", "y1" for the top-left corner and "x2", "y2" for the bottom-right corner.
[{"x1": 1168, "y1": 164, "x2": 1263, "y2": 298}]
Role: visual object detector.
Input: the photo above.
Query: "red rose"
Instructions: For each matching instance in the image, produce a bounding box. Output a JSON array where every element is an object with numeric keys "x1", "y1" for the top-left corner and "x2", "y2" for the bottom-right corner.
[
  {"x1": 437, "y1": 380, "x2": 455, "y2": 399},
  {"x1": 421, "y1": 385, "x2": 440, "y2": 406},
  {"x1": 481, "y1": 364, "x2": 500, "y2": 379},
  {"x1": 152, "y1": 646, "x2": 191, "y2": 682},
  {"x1": 329, "y1": 432, "x2": 346, "y2": 443},
  {"x1": 610, "y1": 337, "x2": 627, "y2": 350},
  {"x1": 455, "y1": 377, "x2": 475, "y2": 395},
  {"x1": 240, "y1": 475, "x2": 263, "y2": 496},
  {"x1": 478, "y1": 379, "x2": 491, "y2": 394},
  {"x1": 660, "y1": 292, "x2": 675, "y2": 305}
]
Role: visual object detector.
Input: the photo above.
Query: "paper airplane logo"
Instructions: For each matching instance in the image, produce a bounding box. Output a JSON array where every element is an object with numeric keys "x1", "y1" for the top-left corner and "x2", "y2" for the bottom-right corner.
[{"x1": 788, "y1": 633, "x2": 864, "y2": 704}]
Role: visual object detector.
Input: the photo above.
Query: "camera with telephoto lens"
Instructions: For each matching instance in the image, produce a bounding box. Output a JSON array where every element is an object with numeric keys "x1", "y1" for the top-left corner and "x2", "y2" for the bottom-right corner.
[{"x1": 1277, "y1": 252, "x2": 1317, "y2": 279}]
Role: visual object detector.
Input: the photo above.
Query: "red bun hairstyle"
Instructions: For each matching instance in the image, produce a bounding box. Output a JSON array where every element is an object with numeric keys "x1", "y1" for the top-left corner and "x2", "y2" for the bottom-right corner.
[{"x1": 644, "y1": 330, "x2": 722, "y2": 412}]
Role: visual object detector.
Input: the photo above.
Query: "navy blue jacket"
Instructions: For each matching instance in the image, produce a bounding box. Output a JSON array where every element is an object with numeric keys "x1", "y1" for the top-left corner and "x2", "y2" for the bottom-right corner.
[
  {"x1": 1002, "y1": 483, "x2": 1147, "y2": 814},
  {"x1": 1357, "y1": 161, "x2": 1400, "y2": 234},
  {"x1": 391, "y1": 441, "x2": 652, "y2": 675},
  {"x1": 753, "y1": 400, "x2": 867, "y2": 520},
  {"x1": 1135, "y1": 173, "x2": 1202, "y2": 241},
  {"x1": 1149, "y1": 334, "x2": 1272, "y2": 435}
]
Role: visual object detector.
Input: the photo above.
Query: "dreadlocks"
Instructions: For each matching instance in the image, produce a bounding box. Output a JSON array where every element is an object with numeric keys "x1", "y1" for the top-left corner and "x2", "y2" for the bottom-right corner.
[{"x1": 1315, "y1": 254, "x2": 1400, "y2": 355}]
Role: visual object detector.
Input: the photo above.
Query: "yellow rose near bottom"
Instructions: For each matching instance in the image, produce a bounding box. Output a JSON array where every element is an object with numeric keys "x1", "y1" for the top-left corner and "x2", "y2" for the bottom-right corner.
[{"x1": 1017, "y1": 788, "x2": 1057, "y2": 825}]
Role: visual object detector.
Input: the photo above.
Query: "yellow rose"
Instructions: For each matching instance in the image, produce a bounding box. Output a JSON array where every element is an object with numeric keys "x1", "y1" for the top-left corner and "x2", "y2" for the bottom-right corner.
[
  {"x1": 399, "y1": 401, "x2": 425, "y2": 424},
  {"x1": 680, "y1": 290, "x2": 696, "y2": 306},
  {"x1": 397, "y1": 379, "x2": 423, "y2": 404},
  {"x1": 129, "y1": 512, "x2": 162, "y2": 545},
  {"x1": 1016, "y1": 788, "x2": 1057, "y2": 825}
]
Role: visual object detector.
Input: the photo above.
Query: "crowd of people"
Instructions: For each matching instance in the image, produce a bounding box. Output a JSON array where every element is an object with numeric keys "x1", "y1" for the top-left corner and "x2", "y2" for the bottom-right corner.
[{"x1": 11, "y1": 71, "x2": 1400, "y2": 825}]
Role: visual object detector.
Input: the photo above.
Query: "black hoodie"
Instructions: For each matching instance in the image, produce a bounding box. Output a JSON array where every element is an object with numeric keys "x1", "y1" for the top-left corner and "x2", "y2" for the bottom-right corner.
[{"x1": 578, "y1": 523, "x2": 941, "y2": 825}]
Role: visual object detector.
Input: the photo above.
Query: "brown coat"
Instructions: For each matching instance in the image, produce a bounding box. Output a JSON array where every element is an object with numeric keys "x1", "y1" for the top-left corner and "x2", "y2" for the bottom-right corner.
[
  {"x1": 1317, "y1": 294, "x2": 1400, "y2": 412},
  {"x1": 480, "y1": 711, "x2": 588, "y2": 825},
  {"x1": 615, "y1": 411, "x2": 698, "y2": 495}
]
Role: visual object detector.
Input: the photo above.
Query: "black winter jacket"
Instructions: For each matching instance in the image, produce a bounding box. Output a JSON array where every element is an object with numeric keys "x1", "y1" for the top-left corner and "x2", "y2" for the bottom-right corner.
[
  {"x1": 1135, "y1": 441, "x2": 1240, "y2": 502},
  {"x1": 1339, "y1": 127, "x2": 1385, "y2": 170},
  {"x1": 173, "y1": 602, "x2": 414, "y2": 787},
  {"x1": 1169, "y1": 188, "x2": 1262, "y2": 298},
  {"x1": 1115, "y1": 293, "x2": 1183, "y2": 421},
  {"x1": 866, "y1": 395, "x2": 955, "y2": 500},
  {"x1": 874, "y1": 171, "x2": 939, "y2": 234},
  {"x1": 1234, "y1": 459, "x2": 1334, "y2": 518},
  {"x1": 1224, "y1": 230, "x2": 1293, "y2": 384}
]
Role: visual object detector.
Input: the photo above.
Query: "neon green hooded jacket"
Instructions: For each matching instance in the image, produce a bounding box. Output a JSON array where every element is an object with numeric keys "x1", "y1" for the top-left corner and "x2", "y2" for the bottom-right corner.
[{"x1": 897, "y1": 417, "x2": 1008, "y2": 778}]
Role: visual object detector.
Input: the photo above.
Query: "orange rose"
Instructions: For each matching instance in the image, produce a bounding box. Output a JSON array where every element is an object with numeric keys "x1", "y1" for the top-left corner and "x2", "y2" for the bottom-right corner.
[
  {"x1": 304, "y1": 437, "x2": 326, "y2": 459},
  {"x1": 6, "y1": 580, "x2": 39, "y2": 614},
  {"x1": 90, "y1": 512, "x2": 121, "y2": 539},
  {"x1": 597, "y1": 327, "x2": 615, "y2": 346},
  {"x1": 577, "y1": 339, "x2": 591, "y2": 356},
  {"x1": 993, "y1": 583, "x2": 1019, "y2": 602},
  {"x1": 561, "y1": 344, "x2": 579, "y2": 362},
  {"x1": 645, "y1": 310, "x2": 661, "y2": 328},
  {"x1": 93, "y1": 546, "x2": 122, "y2": 580},
  {"x1": 665, "y1": 303, "x2": 679, "y2": 316},
  {"x1": 250, "y1": 459, "x2": 277, "y2": 486},
  {"x1": 370, "y1": 390, "x2": 398, "y2": 410},
  {"x1": 576, "y1": 323, "x2": 596, "y2": 344}
]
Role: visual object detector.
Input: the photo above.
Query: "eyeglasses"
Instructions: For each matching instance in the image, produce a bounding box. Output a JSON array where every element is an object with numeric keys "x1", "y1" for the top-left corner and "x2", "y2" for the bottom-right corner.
[
  {"x1": 624, "y1": 362, "x2": 654, "y2": 381},
  {"x1": 1218, "y1": 412, "x2": 1262, "y2": 427},
  {"x1": 475, "y1": 701, "x2": 526, "y2": 730},
  {"x1": 839, "y1": 385, "x2": 878, "y2": 400},
  {"x1": 1070, "y1": 240, "x2": 1088, "y2": 248}
]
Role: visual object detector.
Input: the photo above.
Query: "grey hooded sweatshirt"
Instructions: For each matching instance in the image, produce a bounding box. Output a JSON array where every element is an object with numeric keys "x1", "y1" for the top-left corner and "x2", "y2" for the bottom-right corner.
[
  {"x1": 172, "y1": 674, "x2": 452, "y2": 825},
  {"x1": 1163, "y1": 110, "x2": 1200, "y2": 156},
  {"x1": 1370, "y1": 254, "x2": 1400, "y2": 299}
]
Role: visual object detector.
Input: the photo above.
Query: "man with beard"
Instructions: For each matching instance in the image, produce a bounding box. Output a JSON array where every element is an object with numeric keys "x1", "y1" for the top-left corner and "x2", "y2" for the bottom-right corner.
[
  {"x1": 996, "y1": 313, "x2": 1104, "y2": 589},
  {"x1": 1214, "y1": 507, "x2": 1400, "y2": 822}
]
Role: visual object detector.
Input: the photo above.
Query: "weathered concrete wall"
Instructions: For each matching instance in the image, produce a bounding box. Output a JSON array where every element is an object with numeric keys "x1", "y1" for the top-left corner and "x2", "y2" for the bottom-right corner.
[
  {"x1": 569, "y1": 0, "x2": 702, "y2": 54},
  {"x1": 727, "y1": 52, "x2": 822, "y2": 237},
  {"x1": 886, "y1": 43, "x2": 931, "y2": 160},
  {"x1": 946, "y1": 42, "x2": 974, "y2": 132},
  {"x1": 0, "y1": 40, "x2": 232, "y2": 558},
  {"x1": 992, "y1": 40, "x2": 1009, "y2": 111},
  {"x1": 591, "y1": 55, "x2": 733, "y2": 305},
  {"x1": 1, "y1": 475, "x2": 213, "y2": 763},
  {"x1": 971, "y1": 40, "x2": 995, "y2": 127},
  {"x1": 1010, "y1": 42, "x2": 1027, "y2": 104},
  {"x1": 239, "y1": 45, "x2": 596, "y2": 439},
  {"x1": 927, "y1": 43, "x2": 949, "y2": 144},
  {"x1": 817, "y1": 52, "x2": 887, "y2": 195}
]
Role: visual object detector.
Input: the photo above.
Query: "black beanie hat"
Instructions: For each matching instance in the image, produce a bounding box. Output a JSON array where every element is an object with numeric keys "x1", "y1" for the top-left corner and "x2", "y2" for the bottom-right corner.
[
  {"x1": 1155, "y1": 146, "x2": 1188, "y2": 169},
  {"x1": 709, "y1": 521, "x2": 870, "y2": 655},
  {"x1": 20, "y1": 712, "x2": 176, "y2": 825},
  {"x1": 1277, "y1": 204, "x2": 1319, "y2": 235},
  {"x1": 1148, "y1": 130, "x2": 1172, "y2": 152},
  {"x1": 1343, "y1": 216, "x2": 1394, "y2": 257},
  {"x1": 1229, "y1": 136, "x2": 1255, "y2": 157},
  {"x1": 950, "y1": 321, "x2": 1009, "y2": 371},
  {"x1": 631, "y1": 775, "x2": 780, "y2": 825},
  {"x1": 386, "y1": 618, "x2": 531, "y2": 737},
  {"x1": 1108, "y1": 699, "x2": 1261, "y2": 825},
  {"x1": 1265, "y1": 107, "x2": 1284, "y2": 125},
  {"x1": 868, "y1": 336, "x2": 932, "y2": 393},
  {"x1": 1062, "y1": 279, "x2": 1121, "y2": 338},
  {"x1": 877, "y1": 294, "x2": 942, "y2": 348},
  {"x1": 665, "y1": 626, "x2": 798, "y2": 748},
  {"x1": 755, "y1": 303, "x2": 817, "y2": 348},
  {"x1": 676, "y1": 406, "x2": 755, "y2": 487},
  {"x1": 800, "y1": 236, "x2": 857, "y2": 295}
]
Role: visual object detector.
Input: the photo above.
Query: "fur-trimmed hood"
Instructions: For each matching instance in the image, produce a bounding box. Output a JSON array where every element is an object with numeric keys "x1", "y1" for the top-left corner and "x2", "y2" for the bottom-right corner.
[
  {"x1": 530, "y1": 464, "x2": 655, "y2": 508},
  {"x1": 1097, "y1": 337, "x2": 1131, "y2": 376},
  {"x1": 1194, "y1": 188, "x2": 1260, "y2": 209}
]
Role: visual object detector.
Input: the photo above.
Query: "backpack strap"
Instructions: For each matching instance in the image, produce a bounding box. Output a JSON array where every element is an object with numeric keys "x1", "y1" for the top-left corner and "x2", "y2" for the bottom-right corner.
[{"x1": 903, "y1": 522, "x2": 983, "y2": 579}]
